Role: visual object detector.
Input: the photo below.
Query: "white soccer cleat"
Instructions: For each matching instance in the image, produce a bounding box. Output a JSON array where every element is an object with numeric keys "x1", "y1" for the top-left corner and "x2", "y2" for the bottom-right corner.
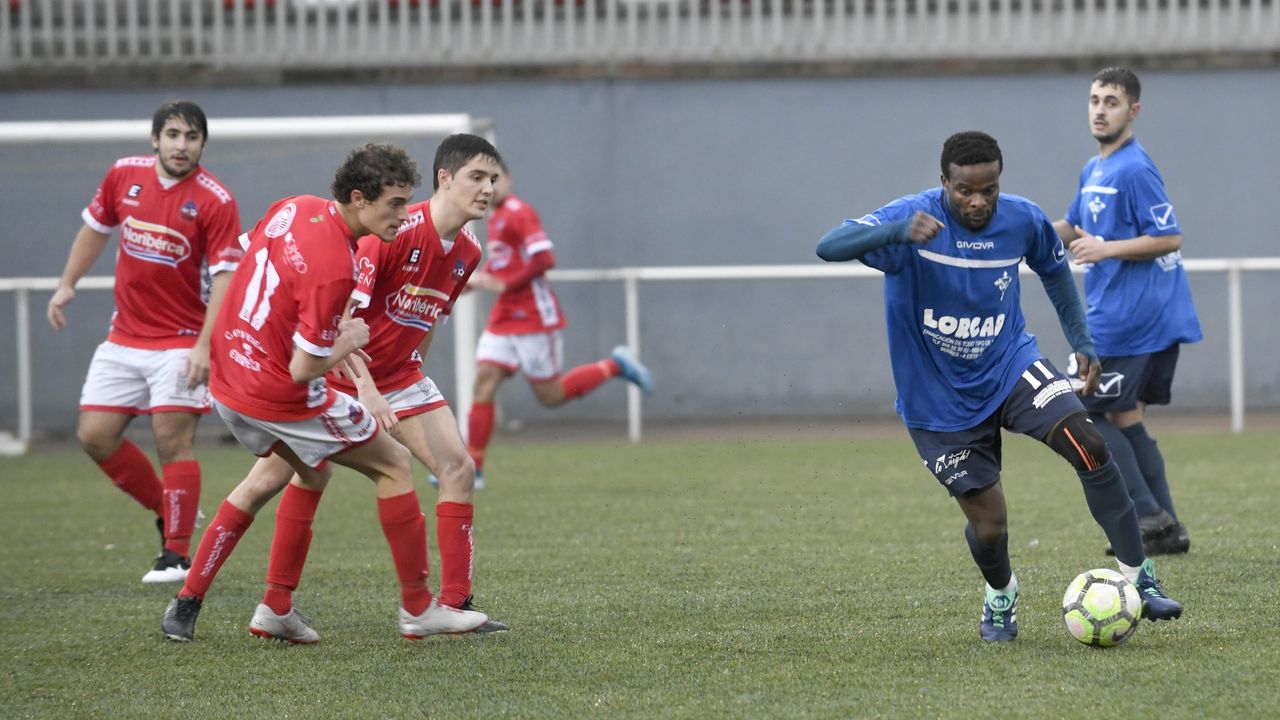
[
  {"x1": 248, "y1": 603, "x2": 320, "y2": 644},
  {"x1": 398, "y1": 598, "x2": 489, "y2": 639},
  {"x1": 142, "y1": 549, "x2": 191, "y2": 584}
]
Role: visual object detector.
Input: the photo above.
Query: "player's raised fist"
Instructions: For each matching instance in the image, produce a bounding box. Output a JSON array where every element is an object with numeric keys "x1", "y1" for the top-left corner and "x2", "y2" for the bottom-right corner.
[{"x1": 907, "y1": 212, "x2": 945, "y2": 244}]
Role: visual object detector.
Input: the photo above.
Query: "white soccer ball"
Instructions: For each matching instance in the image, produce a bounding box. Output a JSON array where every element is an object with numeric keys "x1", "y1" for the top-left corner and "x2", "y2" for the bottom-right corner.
[{"x1": 1062, "y1": 568, "x2": 1141, "y2": 647}]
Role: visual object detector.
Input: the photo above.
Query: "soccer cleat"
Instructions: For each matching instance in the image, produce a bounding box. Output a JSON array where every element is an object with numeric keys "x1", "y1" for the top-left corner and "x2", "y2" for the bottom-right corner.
[
  {"x1": 1136, "y1": 559, "x2": 1183, "y2": 621},
  {"x1": 611, "y1": 345, "x2": 654, "y2": 396},
  {"x1": 979, "y1": 585, "x2": 1018, "y2": 642},
  {"x1": 398, "y1": 598, "x2": 489, "y2": 639},
  {"x1": 427, "y1": 471, "x2": 484, "y2": 491},
  {"x1": 162, "y1": 595, "x2": 202, "y2": 642},
  {"x1": 1104, "y1": 509, "x2": 1180, "y2": 556},
  {"x1": 1145, "y1": 522, "x2": 1191, "y2": 555},
  {"x1": 248, "y1": 603, "x2": 320, "y2": 644},
  {"x1": 454, "y1": 595, "x2": 510, "y2": 633},
  {"x1": 142, "y1": 548, "x2": 192, "y2": 584}
]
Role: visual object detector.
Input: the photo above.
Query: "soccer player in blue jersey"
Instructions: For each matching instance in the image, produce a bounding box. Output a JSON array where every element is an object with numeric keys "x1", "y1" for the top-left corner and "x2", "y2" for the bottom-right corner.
[
  {"x1": 816, "y1": 131, "x2": 1182, "y2": 642},
  {"x1": 1054, "y1": 68, "x2": 1202, "y2": 556}
]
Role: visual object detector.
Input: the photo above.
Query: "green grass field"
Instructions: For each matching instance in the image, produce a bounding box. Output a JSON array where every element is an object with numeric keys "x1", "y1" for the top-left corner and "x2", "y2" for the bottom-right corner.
[{"x1": 3, "y1": 430, "x2": 1278, "y2": 719}]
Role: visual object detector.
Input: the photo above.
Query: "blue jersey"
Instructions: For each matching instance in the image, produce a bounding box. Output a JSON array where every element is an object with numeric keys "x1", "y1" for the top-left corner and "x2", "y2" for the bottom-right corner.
[
  {"x1": 853, "y1": 188, "x2": 1069, "y2": 431},
  {"x1": 1065, "y1": 138, "x2": 1202, "y2": 355}
]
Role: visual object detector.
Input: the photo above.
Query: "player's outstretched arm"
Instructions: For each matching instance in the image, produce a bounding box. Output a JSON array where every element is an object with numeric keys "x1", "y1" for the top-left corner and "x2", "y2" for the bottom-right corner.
[
  {"x1": 816, "y1": 213, "x2": 937, "y2": 263},
  {"x1": 47, "y1": 225, "x2": 110, "y2": 330},
  {"x1": 186, "y1": 271, "x2": 234, "y2": 389},
  {"x1": 1068, "y1": 225, "x2": 1182, "y2": 264}
]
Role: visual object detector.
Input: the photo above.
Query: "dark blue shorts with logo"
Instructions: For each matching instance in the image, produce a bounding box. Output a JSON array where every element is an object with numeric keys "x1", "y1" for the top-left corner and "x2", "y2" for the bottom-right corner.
[
  {"x1": 1081, "y1": 344, "x2": 1180, "y2": 414},
  {"x1": 907, "y1": 357, "x2": 1085, "y2": 497}
]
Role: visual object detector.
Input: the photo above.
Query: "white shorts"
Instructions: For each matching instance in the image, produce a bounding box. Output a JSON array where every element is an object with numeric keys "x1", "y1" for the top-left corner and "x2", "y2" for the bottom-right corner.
[
  {"x1": 383, "y1": 376, "x2": 448, "y2": 419},
  {"x1": 476, "y1": 330, "x2": 564, "y2": 381},
  {"x1": 79, "y1": 341, "x2": 210, "y2": 414},
  {"x1": 213, "y1": 392, "x2": 378, "y2": 470}
]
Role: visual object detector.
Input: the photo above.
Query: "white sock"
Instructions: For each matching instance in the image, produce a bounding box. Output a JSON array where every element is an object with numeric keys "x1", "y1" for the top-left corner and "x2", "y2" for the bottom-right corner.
[
  {"x1": 987, "y1": 573, "x2": 1018, "y2": 595},
  {"x1": 1117, "y1": 561, "x2": 1142, "y2": 583}
]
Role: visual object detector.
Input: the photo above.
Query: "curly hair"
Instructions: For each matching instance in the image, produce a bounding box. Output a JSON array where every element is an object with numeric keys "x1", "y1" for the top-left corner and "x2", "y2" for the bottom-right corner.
[
  {"x1": 940, "y1": 131, "x2": 1003, "y2": 178},
  {"x1": 331, "y1": 143, "x2": 422, "y2": 203}
]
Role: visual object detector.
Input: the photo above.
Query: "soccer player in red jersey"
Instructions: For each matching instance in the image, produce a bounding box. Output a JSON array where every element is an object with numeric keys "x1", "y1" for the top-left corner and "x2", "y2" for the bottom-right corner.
[
  {"x1": 161, "y1": 144, "x2": 488, "y2": 643},
  {"x1": 255, "y1": 134, "x2": 509, "y2": 638},
  {"x1": 465, "y1": 161, "x2": 654, "y2": 484},
  {"x1": 47, "y1": 100, "x2": 242, "y2": 584}
]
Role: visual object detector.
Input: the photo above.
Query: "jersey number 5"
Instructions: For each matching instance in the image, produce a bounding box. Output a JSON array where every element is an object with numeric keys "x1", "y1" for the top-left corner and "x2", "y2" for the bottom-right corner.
[{"x1": 238, "y1": 247, "x2": 280, "y2": 331}]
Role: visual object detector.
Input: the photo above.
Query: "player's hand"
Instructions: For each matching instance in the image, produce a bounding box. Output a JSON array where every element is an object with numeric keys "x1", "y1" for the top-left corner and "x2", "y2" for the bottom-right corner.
[
  {"x1": 468, "y1": 271, "x2": 506, "y2": 293},
  {"x1": 1073, "y1": 352, "x2": 1101, "y2": 396},
  {"x1": 338, "y1": 317, "x2": 370, "y2": 350},
  {"x1": 1068, "y1": 226, "x2": 1110, "y2": 264},
  {"x1": 47, "y1": 286, "x2": 75, "y2": 330},
  {"x1": 361, "y1": 390, "x2": 400, "y2": 438},
  {"x1": 907, "y1": 212, "x2": 945, "y2": 244},
  {"x1": 185, "y1": 341, "x2": 211, "y2": 390}
]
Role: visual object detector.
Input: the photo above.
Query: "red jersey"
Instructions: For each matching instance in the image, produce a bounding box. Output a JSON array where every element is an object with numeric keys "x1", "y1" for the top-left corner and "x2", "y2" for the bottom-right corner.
[
  {"x1": 83, "y1": 155, "x2": 242, "y2": 349},
  {"x1": 331, "y1": 200, "x2": 482, "y2": 394},
  {"x1": 483, "y1": 194, "x2": 565, "y2": 334},
  {"x1": 210, "y1": 196, "x2": 361, "y2": 422}
]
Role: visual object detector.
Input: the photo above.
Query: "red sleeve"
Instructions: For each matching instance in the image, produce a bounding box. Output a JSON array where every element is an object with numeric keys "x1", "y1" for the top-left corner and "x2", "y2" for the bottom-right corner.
[
  {"x1": 500, "y1": 248, "x2": 555, "y2": 293},
  {"x1": 294, "y1": 272, "x2": 352, "y2": 357},
  {"x1": 203, "y1": 197, "x2": 244, "y2": 275},
  {"x1": 351, "y1": 235, "x2": 384, "y2": 308},
  {"x1": 84, "y1": 166, "x2": 119, "y2": 230}
]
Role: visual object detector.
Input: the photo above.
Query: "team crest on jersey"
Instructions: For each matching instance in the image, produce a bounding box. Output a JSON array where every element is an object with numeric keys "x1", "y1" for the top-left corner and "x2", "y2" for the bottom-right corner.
[
  {"x1": 264, "y1": 203, "x2": 297, "y2": 238},
  {"x1": 385, "y1": 283, "x2": 449, "y2": 331},
  {"x1": 120, "y1": 216, "x2": 191, "y2": 267},
  {"x1": 181, "y1": 200, "x2": 198, "y2": 220},
  {"x1": 348, "y1": 403, "x2": 365, "y2": 425},
  {"x1": 453, "y1": 260, "x2": 466, "y2": 278},
  {"x1": 127, "y1": 184, "x2": 143, "y2": 198},
  {"x1": 994, "y1": 271, "x2": 1012, "y2": 301}
]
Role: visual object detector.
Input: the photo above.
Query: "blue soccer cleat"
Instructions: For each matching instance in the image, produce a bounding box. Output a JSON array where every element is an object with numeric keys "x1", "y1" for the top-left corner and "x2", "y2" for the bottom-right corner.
[
  {"x1": 1136, "y1": 559, "x2": 1183, "y2": 621},
  {"x1": 979, "y1": 585, "x2": 1018, "y2": 642},
  {"x1": 611, "y1": 345, "x2": 654, "y2": 396}
]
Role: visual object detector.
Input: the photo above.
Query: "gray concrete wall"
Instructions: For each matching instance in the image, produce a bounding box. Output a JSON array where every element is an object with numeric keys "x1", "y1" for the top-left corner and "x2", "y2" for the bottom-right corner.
[{"x1": 2, "y1": 68, "x2": 1278, "y2": 438}]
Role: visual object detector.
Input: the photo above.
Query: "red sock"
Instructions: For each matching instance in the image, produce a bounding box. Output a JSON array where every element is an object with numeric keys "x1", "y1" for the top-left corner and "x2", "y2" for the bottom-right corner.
[
  {"x1": 161, "y1": 460, "x2": 201, "y2": 557},
  {"x1": 377, "y1": 491, "x2": 432, "y2": 615},
  {"x1": 95, "y1": 440, "x2": 162, "y2": 514},
  {"x1": 467, "y1": 401, "x2": 495, "y2": 473},
  {"x1": 263, "y1": 484, "x2": 323, "y2": 616},
  {"x1": 436, "y1": 502, "x2": 475, "y2": 608},
  {"x1": 180, "y1": 500, "x2": 254, "y2": 601},
  {"x1": 561, "y1": 359, "x2": 621, "y2": 400}
]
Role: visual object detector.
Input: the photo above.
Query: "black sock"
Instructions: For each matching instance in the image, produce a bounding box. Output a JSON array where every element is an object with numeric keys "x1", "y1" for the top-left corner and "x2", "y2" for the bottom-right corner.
[
  {"x1": 964, "y1": 523, "x2": 1012, "y2": 590},
  {"x1": 1092, "y1": 415, "x2": 1161, "y2": 516},
  {"x1": 1078, "y1": 458, "x2": 1145, "y2": 566},
  {"x1": 1120, "y1": 422, "x2": 1178, "y2": 522}
]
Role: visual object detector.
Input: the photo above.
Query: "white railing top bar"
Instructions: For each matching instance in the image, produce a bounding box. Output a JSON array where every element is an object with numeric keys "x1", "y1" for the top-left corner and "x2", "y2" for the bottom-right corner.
[{"x1": 0, "y1": 114, "x2": 482, "y2": 143}]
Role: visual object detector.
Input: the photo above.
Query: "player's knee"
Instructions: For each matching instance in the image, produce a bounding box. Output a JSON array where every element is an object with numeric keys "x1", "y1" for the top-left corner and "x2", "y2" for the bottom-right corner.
[
  {"x1": 970, "y1": 519, "x2": 1007, "y2": 546},
  {"x1": 76, "y1": 423, "x2": 119, "y2": 460},
  {"x1": 436, "y1": 453, "x2": 476, "y2": 492},
  {"x1": 1047, "y1": 413, "x2": 1110, "y2": 473}
]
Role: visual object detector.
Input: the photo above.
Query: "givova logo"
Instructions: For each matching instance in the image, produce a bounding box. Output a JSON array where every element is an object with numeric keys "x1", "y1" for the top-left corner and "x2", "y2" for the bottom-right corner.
[{"x1": 120, "y1": 217, "x2": 191, "y2": 267}]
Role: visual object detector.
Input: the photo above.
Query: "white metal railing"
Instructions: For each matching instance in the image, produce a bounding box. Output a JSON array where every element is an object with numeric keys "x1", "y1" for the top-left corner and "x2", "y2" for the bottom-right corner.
[
  {"x1": 5, "y1": 258, "x2": 1280, "y2": 453},
  {"x1": 3, "y1": 0, "x2": 1279, "y2": 71}
]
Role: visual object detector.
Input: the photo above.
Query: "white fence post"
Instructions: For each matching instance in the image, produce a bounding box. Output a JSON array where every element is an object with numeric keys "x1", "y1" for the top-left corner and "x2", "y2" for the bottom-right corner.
[
  {"x1": 1228, "y1": 265, "x2": 1245, "y2": 433},
  {"x1": 625, "y1": 272, "x2": 642, "y2": 443}
]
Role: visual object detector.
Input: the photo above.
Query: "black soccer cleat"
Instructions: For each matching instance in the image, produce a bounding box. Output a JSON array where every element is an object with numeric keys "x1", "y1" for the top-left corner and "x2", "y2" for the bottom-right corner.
[
  {"x1": 162, "y1": 595, "x2": 203, "y2": 642},
  {"x1": 1136, "y1": 560, "x2": 1183, "y2": 622}
]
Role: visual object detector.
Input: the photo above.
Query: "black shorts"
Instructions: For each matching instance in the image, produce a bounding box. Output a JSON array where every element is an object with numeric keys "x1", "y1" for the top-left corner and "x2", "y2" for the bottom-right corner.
[
  {"x1": 908, "y1": 358, "x2": 1085, "y2": 497},
  {"x1": 1081, "y1": 345, "x2": 1181, "y2": 414}
]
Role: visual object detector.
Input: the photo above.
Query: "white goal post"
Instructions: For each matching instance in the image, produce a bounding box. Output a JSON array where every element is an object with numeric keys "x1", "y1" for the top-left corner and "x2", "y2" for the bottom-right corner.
[{"x1": 0, "y1": 113, "x2": 493, "y2": 455}]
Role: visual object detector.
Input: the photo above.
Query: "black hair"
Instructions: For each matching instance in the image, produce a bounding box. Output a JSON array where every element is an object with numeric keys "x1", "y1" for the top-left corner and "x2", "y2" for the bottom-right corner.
[
  {"x1": 940, "y1": 131, "x2": 1003, "y2": 178},
  {"x1": 151, "y1": 100, "x2": 208, "y2": 140},
  {"x1": 433, "y1": 134, "x2": 502, "y2": 190},
  {"x1": 331, "y1": 143, "x2": 422, "y2": 203},
  {"x1": 1093, "y1": 67, "x2": 1141, "y2": 103}
]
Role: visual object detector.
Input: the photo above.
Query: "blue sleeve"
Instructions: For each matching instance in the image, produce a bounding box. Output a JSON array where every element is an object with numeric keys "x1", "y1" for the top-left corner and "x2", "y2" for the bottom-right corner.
[
  {"x1": 815, "y1": 217, "x2": 910, "y2": 263},
  {"x1": 1064, "y1": 165, "x2": 1087, "y2": 228},
  {"x1": 1129, "y1": 166, "x2": 1180, "y2": 237},
  {"x1": 1025, "y1": 212, "x2": 1069, "y2": 277},
  {"x1": 1040, "y1": 265, "x2": 1097, "y2": 362}
]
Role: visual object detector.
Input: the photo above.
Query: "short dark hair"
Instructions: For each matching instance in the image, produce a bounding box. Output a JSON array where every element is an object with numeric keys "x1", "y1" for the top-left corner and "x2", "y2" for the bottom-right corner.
[
  {"x1": 433, "y1": 134, "x2": 502, "y2": 190},
  {"x1": 151, "y1": 100, "x2": 208, "y2": 140},
  {"x1": 1093, "y1": 66, "x2": 1141, "y2": 103},
  {"x1": 940, "y1": 131, "x2": 1003, "y2": 178},
  {"x1": 331, "y1": 143, "x2": 422, "y2": 203}
]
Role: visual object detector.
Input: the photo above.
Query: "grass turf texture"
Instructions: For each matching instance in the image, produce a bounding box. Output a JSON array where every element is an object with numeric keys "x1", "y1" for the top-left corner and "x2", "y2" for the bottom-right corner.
[{"x1": 2, "y1": 431, "x2": 1278, "y2": 718}]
